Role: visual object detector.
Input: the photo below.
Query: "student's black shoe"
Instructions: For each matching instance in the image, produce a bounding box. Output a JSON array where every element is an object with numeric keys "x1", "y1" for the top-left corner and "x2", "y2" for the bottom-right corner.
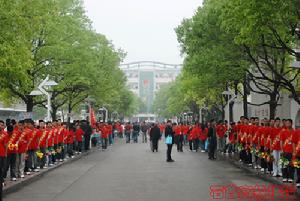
[{"x1": 167, "y1": 159, "x2": 175, "y2": 162}]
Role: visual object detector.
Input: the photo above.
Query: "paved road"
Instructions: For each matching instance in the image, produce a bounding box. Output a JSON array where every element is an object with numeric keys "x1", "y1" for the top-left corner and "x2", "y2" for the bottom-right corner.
[{"x1": 4, "y1": 138, "x2": 289, "y2": 201}]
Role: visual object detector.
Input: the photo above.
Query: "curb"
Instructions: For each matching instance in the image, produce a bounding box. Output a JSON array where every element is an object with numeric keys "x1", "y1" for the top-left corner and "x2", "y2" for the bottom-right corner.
[
  {"x1": 216, "y1": 152, "x2": 300, "y2": 197},
  {"x1": 217, "y1": 153, "x2": 283, "y2": 185},
  {"x1": 3, "y1": 151, "x2": 91, "y2": 196}
]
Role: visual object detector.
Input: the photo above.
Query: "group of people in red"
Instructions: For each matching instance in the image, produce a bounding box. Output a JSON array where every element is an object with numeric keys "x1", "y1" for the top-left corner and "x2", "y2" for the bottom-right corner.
[
  {"x1": 232, "y1": 116, "x2": 300, "y2": 187},
  {"x1": 154, "y1": 117, "x2": 300, "y2": 189}
]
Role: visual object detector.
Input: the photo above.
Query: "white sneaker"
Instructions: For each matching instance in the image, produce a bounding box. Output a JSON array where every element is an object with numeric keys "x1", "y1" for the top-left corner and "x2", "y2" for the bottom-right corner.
[
  {"x1": 283, "y1": 178, "x2": 288, "y2": 182},
  {"x1": 201, "y1": 150, "x2": 205, "y2": 153},
  {"x1": 20, "y1": 174, "x2": 25, "y2": 178},
  {"x1": 71, "y1": 156, "x2": 75, "y2": 159},
  {"x1": 288, "y1": 179, "x2": 293, "y2": 183},
  {"x1": 49, "y1": 163, "x2": 54, "y2": 166},
  {"x1": 261, "y1": 168, "x2": 265, "y2": 172},
  {"x1": 11, "y1": 178, "x2": 17, "y2": 181},
  {"x1": 59, "y1": 159, "x2": 63, "y2": 162},
  {"x1": 34, "y1": 169, "x2": 39, "y2": 172},
  {"x1": 278, "y1": 173, "x2": 282, "y2": 177},
  {"x1": 25, "y1": 172, "x2": 31, "y2": 175},
  {"x1": 272, "y1": 173, "x2": 277, "y2": 177},
  {"x1": 36, "y1": 167, "x2": 40, "y2": 169},
  {"x1": 79, "y1": 152, "x2": 81, "y2": 154}
]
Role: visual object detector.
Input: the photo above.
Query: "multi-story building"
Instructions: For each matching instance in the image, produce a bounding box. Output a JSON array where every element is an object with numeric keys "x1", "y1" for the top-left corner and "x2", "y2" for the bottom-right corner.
[
  {"x1": 120, "y1": 61, "x2": 182, "y2": 121},
  {"x1": 0, "y1": 101, "x2": 27, "y2": 120}
]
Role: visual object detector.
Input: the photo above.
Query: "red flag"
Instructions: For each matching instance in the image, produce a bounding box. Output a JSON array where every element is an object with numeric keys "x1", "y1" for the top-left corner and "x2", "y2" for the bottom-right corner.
[{"x1": 89, "y1": 106, "x2": 96, "y2": 128}]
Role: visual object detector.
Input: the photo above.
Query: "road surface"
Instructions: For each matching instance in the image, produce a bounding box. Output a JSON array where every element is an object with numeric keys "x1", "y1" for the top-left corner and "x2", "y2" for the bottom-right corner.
[{"x1": 4, "y1": 138, "x2": 290, "y2": 201}]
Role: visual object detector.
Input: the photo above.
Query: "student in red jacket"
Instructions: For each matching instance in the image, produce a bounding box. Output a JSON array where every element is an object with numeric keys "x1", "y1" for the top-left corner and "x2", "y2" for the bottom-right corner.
[
  {"x1": 67, "y1": 124, "x2": 75, "y2": 158},
  {"x1": 280, "y1": 119, "x2": 294, "y2": 183},
  {"x1": 15, "y1": 120, "x2": 26, "y2": 178},
  {"x1": 100, "y1": 124, "x2": 109, "y2": 150},
  {"x1": 199, "y1": 124, "x2": 207, "y2": 153},
  {"x1": 0, "y1": 120, "x2": 8, "y2": 201},
  {"x1": 190, "y1": 123, "x2": 201, "y2": 152},
  {"x1": 174, "y1": 123, "x2": 183, "y2": 152},
  {"x1": 75, "y1": 125, "x2": 84, "y2": 154},
  {"x1": 24, "y1": 119, "x2": 40, "y2": 174},
  {"x1": 292, "y1": 128, "x2": 300, "y2": 188},
  {"x1": 5, "y1": 123, "x2": 19, "y2": 181}
]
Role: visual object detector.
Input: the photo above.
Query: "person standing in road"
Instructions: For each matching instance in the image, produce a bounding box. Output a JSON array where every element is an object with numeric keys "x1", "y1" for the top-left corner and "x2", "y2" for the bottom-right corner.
[
  {"x1": 149, "y1": 123, "x2": 161, "y2": 152},
  {"x1": 208, "y1": 119, "x2": 217, "y2": 160},
  {"x1": 125, "y1": 122, "x2": 132, "y2": 143},
  {"x1": 132, "y1": 122, "x2": 140, "y2": 143},
  {"x1": 141, "y1": 121, "x2": 148, "y2": 143},
  {"x1": 165, "y1": 120, "x2": 175, "y2": 162}
]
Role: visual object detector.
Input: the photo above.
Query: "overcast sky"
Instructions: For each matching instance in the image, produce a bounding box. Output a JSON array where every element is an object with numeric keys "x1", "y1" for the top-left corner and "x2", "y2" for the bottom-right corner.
[{"x1": 83, "y1": 0, "x2": 202, "y2": 64}]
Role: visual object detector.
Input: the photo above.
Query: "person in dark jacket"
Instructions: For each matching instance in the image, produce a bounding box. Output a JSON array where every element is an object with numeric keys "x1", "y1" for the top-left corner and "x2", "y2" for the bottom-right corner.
[
  {"x1": 149, "y1": 123, "x2": 161, "y2": 152},
  {"x1": 208, "y1": 119, "x2": 217, "y2": 160},
  {"x1": 81, "y1": 121, "x2": 92, "y2": 151},
  {"x1": 165, "y1": 120, "x2": 175, "y2": 162},
  {"x1": 132, "y1": 122, "x2": 140, "y2": 143}
]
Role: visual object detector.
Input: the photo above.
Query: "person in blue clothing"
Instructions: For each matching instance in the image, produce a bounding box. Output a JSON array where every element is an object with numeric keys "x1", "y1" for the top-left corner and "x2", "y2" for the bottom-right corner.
[{"x1": 165, "y1": 120, "x2": 175, "y2": 162}]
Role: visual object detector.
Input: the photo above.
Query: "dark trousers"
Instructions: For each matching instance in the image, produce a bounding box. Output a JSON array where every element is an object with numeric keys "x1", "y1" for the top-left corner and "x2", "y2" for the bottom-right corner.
[
  {"x1": 176, "y1": 135, "x2": 183, "y2": 152},
  {"x1": 125, "y1": 132, "x2": 131, "y2": 143},
  {"x1": 77, "y1": 141, "x2": 82, "y2": 152},
  {"x1": 208, "y1": 140, "x2": 216, "y2": 159},
  {"x1": 84, "y1": 135, "x2": 91, "y2": 151},
  {"x1": 57, "y1": 143, "x2": 64, "y2": 160},
  {"x1": 4, "y1": 153, "x2": 16, "y2": 179},
  {"x1": 260, "y1": 146, "x2": 267, "y2": 169},
  {"x1": 167, "y1": 144, "x2": 173, "y2": 161},
  {"x1": 39, "y1": 148, "x2": 47, "y2": 168},
  {"x1": 282, "y1": 152, "x2": 294, "y2": 180},
  {"x1": 25, "y1": 149, "x2": 37, "y2": 172},
  {"x1": 189, "y1": 139, "x2": 199, "y2": 151},
  {"x1": 0, "y1": 156, "x2": 5, "y2": 201},
  {"x1": 67, "y1": 144, "x2": 74, "y2": 157},
  {"x1": 102, "y1": 138, "x2": 108, "y2": 149},
  {"x1": 296, "y1": 156, "x2": 300, "y2": 185},
  {"x1": 152, "y1": 139, "x2": 158, "y2": 151}
]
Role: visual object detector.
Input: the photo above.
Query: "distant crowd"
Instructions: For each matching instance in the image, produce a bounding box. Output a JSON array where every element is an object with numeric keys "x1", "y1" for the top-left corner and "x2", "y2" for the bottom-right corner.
[{"x1": 1, "y1": 116, "x2": 300, "y2": 199}]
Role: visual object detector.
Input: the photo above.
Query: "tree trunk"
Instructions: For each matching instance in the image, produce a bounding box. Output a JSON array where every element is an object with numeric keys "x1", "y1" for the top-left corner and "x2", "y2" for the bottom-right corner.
[
  {"x1": 269, "y1": 93, "x2": 277, "y2": 119},
  {"x1": 26, "y1": 95, "x2": 34, "y2": 112},
  {"x1": 67, "y1": 100, "x2": 72, "y2": 124},
  {"x1": 243, "y1": 75, "x2": 250, "y2": 118},
  {"x1": 51, "y1": 107, "x2": 57, "y2": 121}
]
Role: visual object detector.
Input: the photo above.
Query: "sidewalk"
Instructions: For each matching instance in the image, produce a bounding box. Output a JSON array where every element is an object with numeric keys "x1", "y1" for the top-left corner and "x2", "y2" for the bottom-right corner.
[
  {"x1": 183, "y1": 144, "x2": 300, "y2": 197},
  {"x1": 216, "y1": 152, "x2": 300, "y2": 196},
  {"x1": 3, "y1": 151, "x2": 91, "y2": 195}
]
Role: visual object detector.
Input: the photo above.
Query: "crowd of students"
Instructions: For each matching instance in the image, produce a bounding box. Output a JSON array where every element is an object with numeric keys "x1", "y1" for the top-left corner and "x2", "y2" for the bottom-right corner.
[
  {"x1": 1, "y1": 116, "x2": 300, "y2": 197},
  {"x1": 0, "y1": 118, "x2": 125, "y2": 194},
  {"x1": 160, "y1": 117, "x2": 300, "y2": 189}
]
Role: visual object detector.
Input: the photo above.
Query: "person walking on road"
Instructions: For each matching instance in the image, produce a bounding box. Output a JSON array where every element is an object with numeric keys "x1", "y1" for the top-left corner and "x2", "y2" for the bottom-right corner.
[
  {"x1": 165, "y1": 120, "x2": 175, "y2": 162},
  {"x1": 149, "y1": 123, "x2": 161, "y2": 152},
  {"x1": 208, "y1": 119, "x2": 217, "y2": 160},
  {"x1": 125, "y1": 122, "x2": 132, "y2": 143},
  {"x1": 132, "y1": 122, "x2": 140, "y2": 143},
  {"x1": 141, "y1": 121, "x2": 148, "y2": 143}
]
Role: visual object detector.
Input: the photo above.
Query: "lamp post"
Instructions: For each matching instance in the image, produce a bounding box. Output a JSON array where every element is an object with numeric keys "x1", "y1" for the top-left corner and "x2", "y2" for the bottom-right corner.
[
  {"x1": 222, "y1": 90, "x2": 236, "y2": 128},
  {"x1": 30, "y1": 75, "x2": 58, "y2": 121}
]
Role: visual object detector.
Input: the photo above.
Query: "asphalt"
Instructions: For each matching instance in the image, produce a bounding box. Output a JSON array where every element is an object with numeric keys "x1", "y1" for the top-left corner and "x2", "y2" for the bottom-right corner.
[{"x1": 3, "y1": 138, "x2": 298, "y2": 201}]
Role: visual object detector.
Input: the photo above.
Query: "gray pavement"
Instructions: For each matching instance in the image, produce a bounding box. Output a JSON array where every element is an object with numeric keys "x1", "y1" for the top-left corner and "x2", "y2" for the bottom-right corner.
[{"x1": 4, "y1": 138, "x2": 294, "y2": 201}]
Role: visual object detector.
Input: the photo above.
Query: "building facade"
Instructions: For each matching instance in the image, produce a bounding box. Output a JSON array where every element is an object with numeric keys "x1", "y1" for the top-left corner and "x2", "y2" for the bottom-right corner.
[{"x1": 120, "y1": 61, "x2": 182, "y2": 121}]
